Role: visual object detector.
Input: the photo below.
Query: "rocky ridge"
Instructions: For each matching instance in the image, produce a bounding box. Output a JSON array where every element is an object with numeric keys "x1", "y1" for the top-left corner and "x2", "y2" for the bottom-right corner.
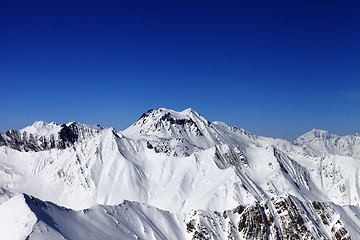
[{"x1": 0, "y1": 108, "x2": 359, "y2": 239}]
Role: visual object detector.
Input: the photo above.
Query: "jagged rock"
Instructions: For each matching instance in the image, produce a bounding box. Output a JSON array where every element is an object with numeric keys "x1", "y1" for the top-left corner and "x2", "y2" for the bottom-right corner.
[{"x1": 0, "y1": 108, "x2": 360, "y2": 239}]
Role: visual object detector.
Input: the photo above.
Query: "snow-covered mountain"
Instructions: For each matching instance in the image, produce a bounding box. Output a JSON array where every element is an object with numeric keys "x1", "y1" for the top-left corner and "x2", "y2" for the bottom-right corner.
[
  {"x1": 1, "y1": 193, "x2": 357, "y2": 240},
  {"x1": 0, "y1": 121, "x2": 103, "y2": 152},
  {"x1": 294, "y1": 129, "x2": 360, "y2": 159},
  {"x1": 0, "y1": 108, "x2": 359, "y2": 239}
]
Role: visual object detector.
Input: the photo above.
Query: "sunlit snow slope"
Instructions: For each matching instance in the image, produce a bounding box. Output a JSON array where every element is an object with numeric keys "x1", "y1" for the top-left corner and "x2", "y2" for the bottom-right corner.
[
  {"x1": 295, "y1": 129, "x2": 360, "y2": 159},
  {"x1": 0, "y1": 108, "x2": 359, "y2": 239}
]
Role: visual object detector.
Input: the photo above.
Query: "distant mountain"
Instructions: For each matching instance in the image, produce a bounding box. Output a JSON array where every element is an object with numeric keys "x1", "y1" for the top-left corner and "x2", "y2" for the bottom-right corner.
[
  {"x1": 0, "y1": 121, "x2": 103, "y2": 152},
  {"x1": 0, "y1": 108, "x2": 359, "y2": 239},
  {"x1": 295, "y1": 129, "x2": 360, "y2": 159}
]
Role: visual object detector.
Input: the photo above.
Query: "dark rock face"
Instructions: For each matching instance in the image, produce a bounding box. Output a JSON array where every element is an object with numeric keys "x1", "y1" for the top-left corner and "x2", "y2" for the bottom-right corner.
[
  {"x1": 186, "y1": 196, "x2": 353, "y2": 240},
  {"x1": 147, "y1": 138, "x2": 198, "y2": 157},
  {"x1": 150, "y1": 112, "x2": 204, "y2": 137},
  {"x1": 237, "y1": 203, "x2": 275, "y2": 239},
  {"x1": 58, "y1": 123, "x2": 79, "y2": 149},
  {"x1": 312, "y1": 201, "x2": 351, "y2": 240},
  {"x1": 138, "y1": 109, "x2": 154, "y2": 122},
  {"x1": 0, "y1": 130, "x2": 48, "y2": 152},
  {"x1": 135, "y1": 109, "x2": 206, "y2": 138},
  {"x1": 0, "y1": 123, "x2": 80, "y2": 152},
  {"x1": 160, "y1": 112, "x2": 202, "y2": 132},
  {"x1": 273, "y1": 197, "x2": 314, "y2": 239},
  {"x1": 146, "y1": 141, "x2": 153, "y2": 149}
]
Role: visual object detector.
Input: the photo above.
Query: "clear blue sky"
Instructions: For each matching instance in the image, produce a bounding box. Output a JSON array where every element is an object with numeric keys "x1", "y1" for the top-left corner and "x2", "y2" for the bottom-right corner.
[{"x1": 1, "y1": 1, "x2": 359, "y2": 139}]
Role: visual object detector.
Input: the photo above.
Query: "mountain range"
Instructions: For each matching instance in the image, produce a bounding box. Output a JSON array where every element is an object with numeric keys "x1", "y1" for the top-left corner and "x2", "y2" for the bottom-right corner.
[{"x1": 0, "y1": 108, "x2": 359, "y2": 239}]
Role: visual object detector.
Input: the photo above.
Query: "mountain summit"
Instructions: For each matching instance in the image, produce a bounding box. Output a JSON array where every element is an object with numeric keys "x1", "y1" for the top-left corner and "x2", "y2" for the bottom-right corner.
[
  {"x1": 295, "y1": 128, "x2": 360, "y2": 159},
  {"x1": 124, "y1": 108, "x2": 212, "y2": 140},
  {"x1": 0, "y1": 108, "x2": 359, "y2": 239}
]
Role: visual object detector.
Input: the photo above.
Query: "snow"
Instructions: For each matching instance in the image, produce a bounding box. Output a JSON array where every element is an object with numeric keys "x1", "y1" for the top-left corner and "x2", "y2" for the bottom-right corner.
[
  {"x1": 20, "y1": 121, "x2": 61, "y2": 137},
  {"x1": 0, "y1": 108, "x2": 360, "y2": 239},
  {"x1": 295, "y1": 128, "x2": 360, "y2": 159},
  {"x1": 25, "y1": 195, "x2": 186, "y2": 240},
  {"x1": 20, "y1": 193, "x2": 360, "y2": 240},
  {"x1": 0, "y1": 194, "x2": 37, "y2": 240}
]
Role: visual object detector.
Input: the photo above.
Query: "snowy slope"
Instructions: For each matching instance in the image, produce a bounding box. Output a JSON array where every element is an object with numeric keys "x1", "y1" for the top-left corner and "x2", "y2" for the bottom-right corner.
[
  {"x1": 0, "y1": 121, "x2": 103, "y2": 152},
  {"x1": 295, "y1": 129, "x2": 360, "y2": 159},
  {"x1": 0, "y1": 194, "x2": 37, "y2": 240},
  {"x1": 1, "y1": 193, "x2": 358, "y2": 240},
  {"x1": 0, "y1": 108, "x2": 360, "y2": 239},
  {"x1": 25, "y1": 194, "x2": 185, "y2": 240}
]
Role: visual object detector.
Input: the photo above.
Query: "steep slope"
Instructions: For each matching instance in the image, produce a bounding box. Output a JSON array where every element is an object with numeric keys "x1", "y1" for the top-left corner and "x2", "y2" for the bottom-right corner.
[
  {"x1": 295, "y1": 129, "x2": 360, "y2": 159},
  {"x1": 0, "y1": 121, "x2": 103, "y2": 152},
  {"x1": 24, "y1": 194, "x2": 185, "y2": 240},
  {"x1": 123, "y1": 108, "x2": 261, "y2": 155},
  {"x1": 0, "y1": 129, "x2": 255, "y2": 211},
  {"x1": 1, "y1": 193, "x2": 357, "y2": 240},
  {"x1": 0, "y1": 108, "x2": 360, "y2": 239},
  {"x1": 0, "y1": 194, "x2": 37, "y2": 240},
  {"x1": 185, "y1": 195, "x2": 359, "y2": 240}
]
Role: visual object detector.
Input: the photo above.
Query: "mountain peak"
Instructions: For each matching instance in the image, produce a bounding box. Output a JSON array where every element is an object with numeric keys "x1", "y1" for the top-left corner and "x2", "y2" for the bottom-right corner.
[
  {"x1": 32, "y1": 120, "x2": 48, "y2": 127},
  {"x1": 135, "y1": 108, "x2": 210, "y2": 125},
  {"x1": 3, "y1": 110, "x2": 360, "y2": 239},
  {"x1": 0, "y1": 121, "x2": 105, "y2": 152},
  {"x1": 294, "y1": 129, "x2": 360, "y2": 159},
  {"x1": 298, "y1": 129, "x2": 360, "y2": 142},
  {"x1": 123, "y1": 108, "x2": 211, "y2": 139},
  {"x1": 308, "y1": 129, "x2": 330, "y2": 138},
  {"x1": 294, "y1": 129, "x2": 333, "y2": 146},
  {"x1": 20, "y1": 121, "x2": 60, "y2": 136},
  {"x1": 138, "y1": 108, "x2": 205, "y2": 121}
]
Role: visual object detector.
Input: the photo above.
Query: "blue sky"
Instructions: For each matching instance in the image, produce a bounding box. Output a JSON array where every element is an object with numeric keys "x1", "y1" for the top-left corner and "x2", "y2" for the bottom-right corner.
[{"x1": 1, "y1": 1, "x2": 359, "y2": 139}]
